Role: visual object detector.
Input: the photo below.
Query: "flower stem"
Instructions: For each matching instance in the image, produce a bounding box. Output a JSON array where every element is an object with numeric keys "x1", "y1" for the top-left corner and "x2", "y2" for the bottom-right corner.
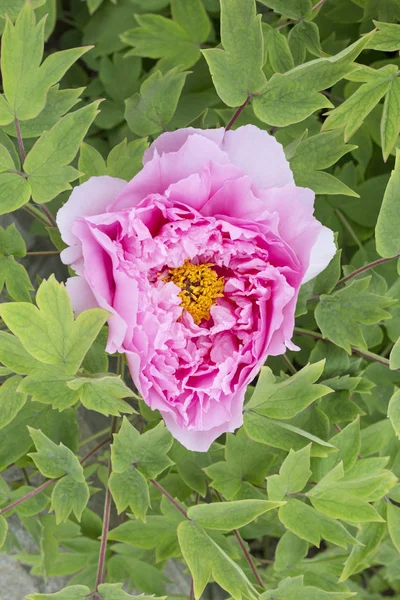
[
  {"x1": 151, "y1": 479, "x2": 189, "y2": 519},
  {"x1": 189, "y1": 578, "x2": 194, "y2": 600},
  {"x1": 336, "y1": 254, "x2": 400, "y2": 288},
  {"x1": 14, "y1": 119, "x2": 25, "y2": 164},
  {"x1": 225, "y1": 96, "x2": 252, "y2": 131},
  {"x1": 293, "y1": 327, "x2": 395, "y2": 370},
  {"x1": 39, "y1": 203, "x2": 57, "y2": 228},
  {"x1": 0, "y1": 438, "x2": 110, "y2": 516},
  {"x1": 214, "y1": 491, "x2": 264, "y2": 589}
]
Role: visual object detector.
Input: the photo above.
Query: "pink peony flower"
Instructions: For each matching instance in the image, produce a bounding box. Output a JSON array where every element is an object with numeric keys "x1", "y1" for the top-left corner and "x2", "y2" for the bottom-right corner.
[{"x1": 57, "y1": 126, "x2": 335, "y2": 451}]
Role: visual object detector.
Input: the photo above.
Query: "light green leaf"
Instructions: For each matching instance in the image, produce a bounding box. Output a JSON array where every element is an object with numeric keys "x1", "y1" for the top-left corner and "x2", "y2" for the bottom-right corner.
[
  {"x1": 0, "y1": 276, "x2": 108, "y2": 374},
  {"x1": 315, "y1": 277, "x2": 395, "y2": 353},
  {"x1": 107, "y1": 138, "x2": 148, "y2": 181},
  {"x1": 0, "y1": 224, "x2": 26, "y2": 257},
  {"x1": 50, "y1": 475, "x2": 90, "y2": 524},
  {"x1": 9, "y1": 484, "x2": 49, "y2": 517},
  {"x1": 0, "y1": 0, "x2": 46, "y2": 19},
  {"x1": 262, "y1": 0, "x2": 312, "y2": 19},
  {"x1": 247, "y1": 361, "x2": 331, "y2": 418},
  {"x1": 0, "y1": 514, "x2": 8, "y2": 549},
  {"x1": 0, "y1": 255, "x2": 33, "y2": 301},
  {"x1": 253, "y1": 33, "x2": 374, "y2": 127},
  {"x1": 390, "y1": 337, "x2": 400, "y2": 370},
  {"x1": 376, "y1": 148, "x2": 400, "y2": 258},
  {"x1": 366, "y1": 21, "x2": 400, "y2": 51},
  {"x1": 109, "y1": 467, "x2": 150, "y2": 521},
  {"x1": 388, "y1": 388, "x2": 400, "y2": 438},
  {"x1": 26, "y1": 587, "x2": 91, "y2": 600},
  {"x1": 244, "y1": 411, "x2": 336, "y2": 457},
  {"x1": 340, "y1": 516, "x2": 386, "y2": 582},
  {"x1": 0, "y1": 143, "x2": 15, "y2": 172},
  {"x1": 0, "y1": 375, "x2": 26, "y2": 429},
  {"x1": 387, "y1": 501, "x2": 400, "y2": 552},
  {"x1": 67, "y1": 376, "x2": 135, "y2": 417},
  {"x1": 171, "y1": 0, "x2": 211, "y2": 43},
  {"x1": 18, "y1": 368, "x2": 80, "y2": 410},
  {"x1": 28, "y1": 427, "x2": 84, "y2": 482},
  {"x1": 381, "y1": 76, "x2": 400, "y2": 161},
  {"x1": 111, "y1": 418, "x2": 173, "y2": 479},
  {"x1": 294, "y1": 169, "x2": 359, "y2": 197},
  {"x1": 260, "y1": 576, "x2": 355, "y2": 599},
  {"x1": 314, "y1": 247, "x2": 342, "y2": 296},
  {"x1": 121, "y1": 14, "x2": 201, "y2": 71},
  {"x1": 24, "y1": 102, "x2": 101, "y2": 203},
  {"x1": 0, "y1": 172, "x2": 31, "y2": 215},
  {"x1": 187, "y1": 499, "x2": 284, "y2": 530},
  {"x1": 279, "y1": 499, "x2": 360, "y2": 548},
  {"x1": 274, "y1": 530, "x2": 308, "y2": 572},
  {"x1": 178, "y1": 520, "x2": 257, "y2": 600},
  {"x1": 264, "y1": 27, "x2": 294, "y2": 73},
  {"x1": 125, "y1": 69, "x2": 188, "y2": 137},
  {"x1": 1, "y1": 3, "x2": 91, "y2": 120},
  {"x1": 78, "y1": 142, "x2": 106, "y2": 184},
  {"x1": 267, "y1": 445, "x2": 311, "y2": 501},
  {"x1": 202, "y1": 0, "x2": 266, "y2": 106},
  {"x1": 98, "y1": 583, "x2": 166, "y2": 600},
  {"x1": 309, "y1": 489, "x2": 385, "y2": 523},
  {"x1": 0, "y1": 94, "x2": 13, "y2": 126},
  {"x1": 0, "y1": 331, "x2": 43, "y2": 375},
  {"x1": 322, "y1": 65, "x2": 398, "y2": 141},
  {"x1": 169, "y1": 441, "x2": 211, "y2": 497}
]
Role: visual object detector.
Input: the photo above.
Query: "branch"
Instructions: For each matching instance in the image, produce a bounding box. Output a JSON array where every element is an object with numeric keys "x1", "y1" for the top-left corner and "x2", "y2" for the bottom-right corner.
[
  {"x1": 225, "y1": 95, "x2": 252, "y2": 131},
  {"x1": 151, "y1": 479, "x2": 188, "y2": 519},
  {"x1": 25, "y1": 251, "x2": 61, "y2": 257},
  {"x1": 336, "y1": 254, "x2": 400, "y2": 288},
  {"x1": 14, "y1": 119, "x2": 26, "y2": 164},
  {"x1": 0, "y1": 437, "x2": 110, "y2": 516}
]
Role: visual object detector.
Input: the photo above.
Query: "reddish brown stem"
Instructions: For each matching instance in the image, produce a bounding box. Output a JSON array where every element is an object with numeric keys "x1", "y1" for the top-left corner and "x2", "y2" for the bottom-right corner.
[
  {"x1": 225, "y1": 96, "x2": 252, "y2": 131},
  {"x1": 336, "y1": 254, "x2": 400, "y2": 288},
  {"x1": 151, "y1": 479, "x2": 188, "y2": 519},
  {"x1": 26, "y1": 251, "x2": 60, "y2": 257},
  {"x1": 93, "y1": 459, "x2": 113, "y2": 598},
  {"x1": 14, "y1": 119, "x2": 25, "y2": 164}
]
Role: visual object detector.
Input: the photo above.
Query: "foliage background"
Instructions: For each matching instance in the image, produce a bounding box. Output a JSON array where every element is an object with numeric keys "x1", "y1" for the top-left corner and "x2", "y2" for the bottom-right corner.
[{"x1": 1, "y1": 0, "x2": 400, "y2": 599}]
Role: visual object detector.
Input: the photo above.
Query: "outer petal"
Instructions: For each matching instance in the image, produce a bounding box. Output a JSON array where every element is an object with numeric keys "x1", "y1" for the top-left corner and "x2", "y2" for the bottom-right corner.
[
  {"x1": 302, "y1": 226, "x2": 336, "y2": 283},
  {"x1": 143, "y1": 127, "x2": 225, "y2": 164},
  {"x1": 162, "y1": 388, "x2": 245, "y2": 452},
  {"x1": 57, "y1": 176, "x2": 126, "y2": 247},
  {"x1": 65, "y1": 276, "x2": 97, "y2": 314},
  {"x1": 221, "y1": 125, "x2": 294, "y2": 191}
]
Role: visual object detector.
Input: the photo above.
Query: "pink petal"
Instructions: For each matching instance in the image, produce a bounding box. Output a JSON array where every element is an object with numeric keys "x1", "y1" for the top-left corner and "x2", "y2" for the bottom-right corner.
[
  {"x1": 65, "y1": 276, "x2": 97, "y2": 314},
  {"x1": 143, "y1": 127, "x2": 225, "y2": 164}
]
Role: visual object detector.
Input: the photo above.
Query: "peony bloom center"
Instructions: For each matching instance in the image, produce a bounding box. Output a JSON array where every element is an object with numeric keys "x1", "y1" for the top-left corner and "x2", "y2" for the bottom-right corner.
[{"x1": 167, "y1": 261, "x2": 224, "y2": 325}]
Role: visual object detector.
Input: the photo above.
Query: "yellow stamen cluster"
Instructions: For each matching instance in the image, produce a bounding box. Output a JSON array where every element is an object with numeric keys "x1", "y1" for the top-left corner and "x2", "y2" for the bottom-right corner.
[{"x1": 168, "y1": 261, "x2": 224, "y2": 324}]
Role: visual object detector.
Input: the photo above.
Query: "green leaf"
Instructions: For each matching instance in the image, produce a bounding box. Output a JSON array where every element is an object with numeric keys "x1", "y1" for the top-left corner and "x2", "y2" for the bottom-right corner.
[
  {"x1": 387, "y1": 501, "x2": 400, "y2": 552},
  {"x1": 68, "y1": 376, "x2": 135, "y2": 417},
  {"x1": 294, "y1": 169, "x2": 359, "y2": 197},
  {"x1": 107, "y1": 138, "x2": 149, "y2": 181},
  {"x1": 262, "y1": 0, "x2": 312, "y2": 19},
  {"x1": 0, "y1": 276, "x2": 108, "y2": 374},
  {"x1": 171, "y1": 0, "x2": 211, "y2": 43},
  {"x1": 244, "y1": 411, "x2": 336, "y2": 457},
  {"x1": 322, "y1": 65, "x2": 398, "y2": 141},
  {"x1": 0, "y1": 224, "x2": 26, "y2": 257},
  {"x1": 0, "y1": 255, "x2": 33, "y2": 301},
  {"x1": 121, "y1": 14, "x2": 201, "y2": 71},
  {"x1": 125, "y1": 68, "x2": 188, "y2": 137},
  {"x1": 1, "y1": 3, "x2": 90, "y2": 120},
  {"x1": 169, "y1": 441, "x2": 211, "y2": 496},
  {"x1": 9, "y1": 484, "x2": 49, "y2": 517},
  {"x1": 340, "y1": 516, "x2": 386, "y2": 582},
  {"x1": 178, "y1": 520, "x2": 257, "y2": 600},
  {"x1": 315, "y1": 277, "x2": 394, "y2": 353},
  {"x1": 267, "y1": 445, "x2": 311, "y2": 501},
  {"x1": 111, "y1": 419, "x2": 173, "y2": 479},
  {"x1": 366, "y1": 21, "x2": 400, "y2": 51},
  {"x1": 247, "y1": 361, "x2": 331, "y2": 418},
  {"x1": 109, "y1": 467, "x2": 150, "y2": 521},
  {"x1": 0, "y1": 142, "x2": 15, "y2": 172},
  {"x1": 0, "y1": 0, "x2": 46, "y2": 19},
  {"x1": 0, "y1": 172, "x2": 31, "y2": 215},
  {"x1": 274, "y1": 530, "x2": 308, "y2": 572},
  {"x1": 260, "y1": 576, "x2": 355, "y2": 599},
  {"x1": 18, "y1": 368, "x2": 81, "y2": 410},
  {"x1": 26, "y1": 587, "x2": 91, "y2": 600},
  {"x1": 388, "y1": 388, "x2": 400, "y2": 438},
  {"x1": 187, "y1": 499, "x2": 284, "y2": 530},
  {"x1": 50, "y1": 475, "x2": 90, "y2": 524},
  {"x1": 314, "y1": 248, "x2": 342, "y2": 296},
  {"x1": 381, "y1": 76, "x2": 400, "y2": 161},
  {"x1": 390, "y1": 337, "x2": 400, "y2": 370},
  {"x1": 78, "y1": 142, "x2": 106, "y2": 184},
  {"x1": 205, "y1": 429, "x2": 274, "y2": 499},
  {"x1": 279, "y1": 499, "x2": 359, "y2": 548},
  {"x1": 253, "y1": 33, "x2": 374, "y2": 127},
  {"x1": 0, "y1": 332, "x2": 45, "y2": 375},
  {"x1": 0, "y1": 375, "x2": 26, "y2": 429},
  {"x1": 313, "y1": 419, "x2": 361, "y2": 480},
  {"x1": 202, "y1": 0, "x2": 266, "y2": 106},
  {"x1": 0, "y1": 514, "x2": 8, "y2": 549},
  {"x1": 288, "y1": 20, "x2": 322, "y2": 60},
  {"x1": 109, "y1": 515, "x2": 181, "y2": 560},
  {"x1": 24, "y1": 102, "x2": 101, "y2": 204},
  {"x1": 264, "y1": 27, "x2": 294, "y2": 74},
  {"x1": 98, "y1": 583, "x2": 166, "y2": 600},
  {"x1": 309, "y1": 487, "x2": 385, "y2": 523},
  {"x1": 376, "y1": 148, "x2": 400, "y2": 258},
  {"x1": 99, "y1": 54, "x2": 142, "y2": 103},
  {"x1": 28, "y1": 428, "x2": 84, "y2": 482}
]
